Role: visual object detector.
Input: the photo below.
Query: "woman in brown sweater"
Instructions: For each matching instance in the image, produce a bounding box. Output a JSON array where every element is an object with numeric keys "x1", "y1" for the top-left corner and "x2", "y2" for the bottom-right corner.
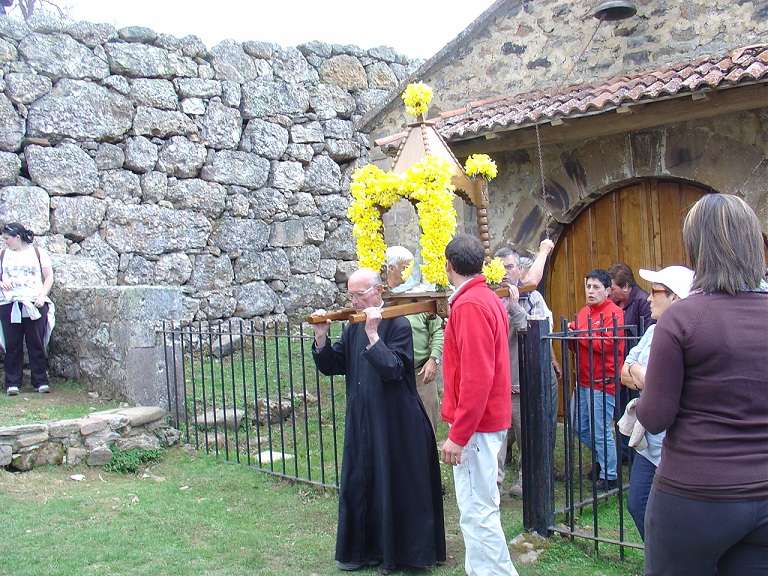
[{"x1": 636, "y1": 194, "x2": 768, "y2": 576}]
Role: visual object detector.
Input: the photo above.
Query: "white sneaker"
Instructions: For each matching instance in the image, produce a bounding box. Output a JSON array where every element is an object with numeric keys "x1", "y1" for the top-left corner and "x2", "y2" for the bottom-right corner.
[
  {"x1": 37, "y1": 385, "x2": 50, "y2": 394},
  {"x1": 6, "y1": 386, "x2": 19, "y2": 396}
]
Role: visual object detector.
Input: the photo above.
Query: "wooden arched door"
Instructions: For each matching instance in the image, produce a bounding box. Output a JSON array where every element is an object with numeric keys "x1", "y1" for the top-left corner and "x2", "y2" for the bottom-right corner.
[{"x1": 546, "y1": 179, "x2": 709, "y2": 327}]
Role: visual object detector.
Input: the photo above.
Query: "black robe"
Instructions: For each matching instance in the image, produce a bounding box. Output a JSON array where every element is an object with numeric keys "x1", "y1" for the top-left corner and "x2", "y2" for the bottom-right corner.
[{"x1": 313, "y1": 315, "x2": 446, "y2": 571}]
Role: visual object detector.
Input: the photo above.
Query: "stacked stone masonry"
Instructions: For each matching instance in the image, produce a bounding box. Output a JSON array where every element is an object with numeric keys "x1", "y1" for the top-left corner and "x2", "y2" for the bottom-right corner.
[
  {"x1": 0, "y1": 406, "x2": 181, "y2": 471},
  {"x1": 0, "y1": 14, "x2": 421, "y2": 324}
]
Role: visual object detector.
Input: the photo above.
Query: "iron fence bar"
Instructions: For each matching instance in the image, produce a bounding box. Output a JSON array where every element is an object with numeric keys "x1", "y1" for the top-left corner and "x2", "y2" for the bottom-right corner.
[
  {"x1": 548, "y1": 526, "x2": 644, "y2": 550},
  {"x1": 260, "y1": 321, "x2": 272, "y2": 470},
  {"x1": 206, "y1": 322, "x2": 218, "y2": 456},
  {"x1": 298, "y1": 326, "x2": 313, "y2": 483},
  {"x1": 183, "y1": 324, "x2": 197, "y2": 450},
  {"x1": 285, "y1": 320, "x2": 300, "y2": 479},
  {"x1": 273, "y1": 325, "x2": 287, "y2": 477},
  {"x1": 216, "y1": 321, "x2": 230, "y2": 461},
  {"x1": 238, "y1": 320, "x2": 252, "y2": 466}
]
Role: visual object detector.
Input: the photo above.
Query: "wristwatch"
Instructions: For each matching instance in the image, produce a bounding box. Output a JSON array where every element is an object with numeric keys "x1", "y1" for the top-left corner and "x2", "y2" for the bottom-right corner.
[{"x1": 430, "y1": 356, "x2": 441, "y2": 365}]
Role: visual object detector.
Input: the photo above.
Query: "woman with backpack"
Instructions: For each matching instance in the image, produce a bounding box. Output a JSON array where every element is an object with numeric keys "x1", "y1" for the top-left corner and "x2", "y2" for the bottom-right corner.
[{"x1": 0, "y1": 222, "x2": 55, "y2": 395}]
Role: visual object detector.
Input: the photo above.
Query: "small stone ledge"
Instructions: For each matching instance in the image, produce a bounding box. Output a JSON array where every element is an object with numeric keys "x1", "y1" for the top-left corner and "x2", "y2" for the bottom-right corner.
[{"x1": 0, "y1": 406, "x2": 182, "y2": 471}]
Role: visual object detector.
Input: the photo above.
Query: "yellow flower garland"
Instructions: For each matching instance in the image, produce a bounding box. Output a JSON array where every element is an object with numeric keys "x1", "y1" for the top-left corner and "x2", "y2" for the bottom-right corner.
[
  {"x1": 402, "y1": 82, "x2": 433, "y2": 117},
  {"x1": 482, "y1": 257, "x2": 506, "y2": 284},
  {"x1": 348, "y1": 156, "x2": 457, "y2": 287},
  {"x1": 464, "y1": 154, "x2": 498, "y2": 182}
]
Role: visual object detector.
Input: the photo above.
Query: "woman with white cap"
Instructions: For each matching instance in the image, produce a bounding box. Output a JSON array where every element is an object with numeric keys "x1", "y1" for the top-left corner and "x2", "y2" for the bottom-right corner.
[{"x1": 619, "y1": 265, "x2": 694, "y2": 541}]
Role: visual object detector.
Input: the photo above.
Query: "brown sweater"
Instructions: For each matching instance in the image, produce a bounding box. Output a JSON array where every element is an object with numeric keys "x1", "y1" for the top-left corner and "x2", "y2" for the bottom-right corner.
[{"x1": 636, "y1": 291, "x2": 768, "y2": 501}]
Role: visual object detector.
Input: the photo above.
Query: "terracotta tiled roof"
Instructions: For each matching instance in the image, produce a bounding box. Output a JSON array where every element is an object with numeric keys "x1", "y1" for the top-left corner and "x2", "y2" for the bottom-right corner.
[{"x1": 410, "y1": 43, "x2": 768, "y2": 144}]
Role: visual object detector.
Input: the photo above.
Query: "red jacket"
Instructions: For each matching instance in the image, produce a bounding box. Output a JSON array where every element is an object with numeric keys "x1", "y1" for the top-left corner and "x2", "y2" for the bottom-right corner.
[
  {"x1": 569, "y1": 299, "x2": 624, "y2": 395},
  {"x1": 441, "y1": 275, "x2": 511, "y2": 446}
]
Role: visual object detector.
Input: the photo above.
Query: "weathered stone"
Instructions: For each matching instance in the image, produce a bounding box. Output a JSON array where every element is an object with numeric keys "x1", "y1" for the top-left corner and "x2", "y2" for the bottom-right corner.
[
  {"x1": 242, "y1": 41, "x2": 274, "y2": 60},
  {"x1": 26, "y1": 143, "x2": 99, "y2": 195},
  {"x1": 286, "y1": 143, "x2": 314, "y2": 164},
  {"x1": 51, "y1": 253, "x2": 108, "y2": 287},
  {"x1": 18, "y1": 33, "x2": 110, "y2": 80},
  {"x1": 326, "y1": 139, "x2": 360, "y2": 162},
  {"x1": 268, "y1": 219, "x2": 305, "y2": 247},
  {"x1": 0, "y1": 444, "x2": 12, "y2": 466},
  {"x1": 165, "y1": 178, "x2": 226, "y2": 219},
  {"x1": 0, "y1": 424, "x2": 47, "y2": 437},
  {"x1": 100, "y1": 169, "x2": 141, "y2": 201},
  {"x1": 48, "y1": 420, "x2": 81, "y2": 438},
  {"x1": 157, "y1": 136, "x2": 207, "y2": 177},
  {"x1": 104, "y1": 41, "x2": 196, "y2": 78},
  {"x1": 180, "y1": 98, "x2": 205, "y2": 115},
  {"x1": 319, "y1": 55, "x2": 367, "y2": 91},
  {"x1": 255, "y1": 397, "x2": 294, "y2": 425},
  {"x1": 316, "y1": 194, "x2": 349, "y2": 219},
  {"x1": 78, "y1": 234, "x2": 120, "y2": 283},
  {"x1": 132, "y1": 106, "x2": 196, "y2": 138},
  {"x1": 0, "y1": 186, "x2": 50, "y2": 234},
  {"x1": 200, "y1": 150, "x2": 270, "y2": 188},
  {"x1": 249, "y1": 187, "x2": 289, "y2": 219},
  {"x1": 280, "y1": 275, "x2": 337, "y2": 315},
  {"x1": 365, "y1": 61, "x2": 398, "y2": 90},
  {"x1": 0, "y1": 151, "x2": 21, "y2": 186},
  {"x1": 103, "y1": 202, "x2": 210, "y2": 255},
  {"x1": 83, "y1": 430, "x2": 121, "y2": 449},
  {"x1": 353, "y1": 88, "x2": 389, "y2": 116},
  {"x1": 234, "y1": 250, "x2": 290, "y2": 282},
  {"x1": 130, "y1": 78, "x2": 178, "y2": 110},
  {"x1": 175, "y1": 78, "x2": 221, "y2": 99},
  {"x1": 234, "y1": 281, "x2": 280, "y2": 317},
  {"x1": 115, "y1": 434, "x2": 161, "y2": 452},
  {"x1": 287, "y1": 192, "x2": 320, "y2": 216},
  {"x1": 118, "y1": 26, "x2": 157, "y2": 43},
  {"x1": 0, "y1": 93, "x2": 25, "y2": 152},
  {"x1": 0, "y1": 36, "x2": 19, "y2": 63},
  {"x1": 210, "y1": 217, "x2": 269, "y2": 254},
  {"x1": 5, "y1": 72, "x2": 52, "y2": 104},
  {"x1": 271, "y1": 161, "x2": 305, "y2": 191},
  {"x1": 285, "y1": 245, "x2": 320, "y2": 274},
  {"x1": 13, "y1": 442, "x2": 64, "y2": 471},
  {"x1": 50, "y1": 196, "x2": 107, "y2": 240},
  {"x1": 205, "y1": 292, "x2": 237, "y2": 317},
  {"x1": 66, "y1": 446, "x2": 87, "y2": 465},
  {"x1": 188, "y1": 254, "x2": 234, "y2": 291},
  {"x1": 209, "y1": 39, "x2": 269, "y2": 83},
  {"x1": 27, "y1": 79, "x2": 133, "y2": 141},
  {"x1": 80, "y1": 417, "x2": 109, "y2": 435},
  {"x1": 102, "y1": 74, "x2": 131, "y2": 94},
  {"x1": 64, "y1": 21, "x2": 118, "y2": 48},
  {"x1": 240, "y1": 119, "x2": 289, "y2": 159},
  {"x1": 154, "y1": 252, "x2": 193, "y2": 285},
  {"x1": 273, "y1": 47, "x2": 318, "y2": 84},
  {"x1": 200, "y1": 102, "x2": 242, "y2": 150},
  {"x1": 196, "y1": 407, "x2": 245, "y2": 430},
  {"x1": 241, "y1": 80, "x2": 310, "y2": 119},
  {"x1": 318, "y1": 223, "x2": 355, "y2": 259},
  {"x1": 95, "y1": 142, "x2": 125, "y2": 170},
  {"x1": 140, "y1": 171, "x2": 167, "y2": 202},
  {"x1": 305, "y1": 155, "x2": 342, "y2": 194},
  {"x1": 124, "y1": 136, "x2": 159, "y2": 173},
  {"x1": 87, "y1": 446, "x2": 113, "y2": 465},
  {"x1": 291, "y1": 121, "x2": 324, "y2": 144},
  {"x1": 302, "y1": 216, "x2": 325, "y2": 244}
]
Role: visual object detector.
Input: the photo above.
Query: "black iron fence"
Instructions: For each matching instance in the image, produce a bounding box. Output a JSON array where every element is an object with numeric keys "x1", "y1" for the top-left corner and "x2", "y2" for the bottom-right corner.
[
  {"x1": 518, "y1": 316, "x2": 644, "y2": 556},
  {"x1": 161, "y1": 320, "x2": 345, "y2": 489},
  {"x1": 160, "y1": 315, "x2": 645, "y2": 553}
]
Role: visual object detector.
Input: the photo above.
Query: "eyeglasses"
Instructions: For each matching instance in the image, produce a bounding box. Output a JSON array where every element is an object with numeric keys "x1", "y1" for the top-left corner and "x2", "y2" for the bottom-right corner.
[{"x1": 349, "y1": 285, "x2": 376, "y2": 299}]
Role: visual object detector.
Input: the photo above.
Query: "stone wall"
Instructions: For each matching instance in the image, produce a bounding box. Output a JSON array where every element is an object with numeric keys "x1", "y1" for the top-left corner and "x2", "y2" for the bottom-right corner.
[
  {"x1": 0, "y1": 13, "x2": 421, "y2": 325},
  {"x1": 0, "y1": 406, "x2": 181, "y2": 471}
]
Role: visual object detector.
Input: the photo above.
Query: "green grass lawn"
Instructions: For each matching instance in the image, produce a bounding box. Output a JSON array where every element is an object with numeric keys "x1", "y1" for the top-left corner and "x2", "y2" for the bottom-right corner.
[{"x1": 0, "y1": 447, "x2": 643, "y2": 576}]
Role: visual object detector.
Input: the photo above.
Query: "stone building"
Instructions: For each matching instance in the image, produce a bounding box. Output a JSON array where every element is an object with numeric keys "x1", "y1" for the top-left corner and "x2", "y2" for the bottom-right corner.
[{"x1": 363, "y1": 0, "x2": 768, "y2": 320}]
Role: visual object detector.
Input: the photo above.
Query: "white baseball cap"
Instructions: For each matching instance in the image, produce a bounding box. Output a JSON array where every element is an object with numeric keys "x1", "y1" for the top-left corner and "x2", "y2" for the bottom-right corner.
[{"x1": 639, "y1": 266, "x2": 695, "y2": 299}]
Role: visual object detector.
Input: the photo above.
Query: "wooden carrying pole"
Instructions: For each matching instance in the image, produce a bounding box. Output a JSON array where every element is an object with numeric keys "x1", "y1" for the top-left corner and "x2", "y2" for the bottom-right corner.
[{"x1": 306, "y1": 284, "x2": 537, "y2": 325}]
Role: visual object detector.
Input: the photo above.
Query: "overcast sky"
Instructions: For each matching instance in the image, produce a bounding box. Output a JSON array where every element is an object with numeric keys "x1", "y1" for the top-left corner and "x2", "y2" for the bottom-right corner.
[{"x1": 49, "y1": 0, "x2": 496, "y2": 60}]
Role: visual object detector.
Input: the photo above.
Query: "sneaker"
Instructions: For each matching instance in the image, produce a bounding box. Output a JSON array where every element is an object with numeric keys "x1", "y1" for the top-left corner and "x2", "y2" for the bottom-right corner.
[
  {"x1": 6, "y1": 386, "x2": 19, "y2": 396},
  {"x1": 594, "y1": 478, "x2": 618, "y2": 491},
  {"x1": 508, "y1": 482, "x2": 523, "y2": 497},
  {"x1": 37, "y1": 385, "x2": 50, "y2": 394}
]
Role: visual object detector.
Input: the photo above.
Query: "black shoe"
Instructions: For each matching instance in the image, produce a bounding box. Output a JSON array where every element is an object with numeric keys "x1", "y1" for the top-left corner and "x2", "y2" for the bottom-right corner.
[
  {"x1": 594, "y1": 478, "x2": 618, "y2": 491},
  {"x1": 337, "y1": 561, "x2": 364, "y2": 571}
]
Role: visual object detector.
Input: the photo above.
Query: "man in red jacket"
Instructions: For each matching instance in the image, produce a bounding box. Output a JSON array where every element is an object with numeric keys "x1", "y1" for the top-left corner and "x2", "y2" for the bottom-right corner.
[
  {"x1": 441, "y1": 235, "x2": 519, "y2": 576},
  {"x1": 569, "y1": 269, "x2": 625, "y2": 491}
]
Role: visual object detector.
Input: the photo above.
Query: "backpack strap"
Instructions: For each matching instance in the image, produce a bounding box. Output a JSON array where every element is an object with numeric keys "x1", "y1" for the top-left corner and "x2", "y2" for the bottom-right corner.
[{"x1": 34, "y1": 245, "x2": 43, "y2": 282}]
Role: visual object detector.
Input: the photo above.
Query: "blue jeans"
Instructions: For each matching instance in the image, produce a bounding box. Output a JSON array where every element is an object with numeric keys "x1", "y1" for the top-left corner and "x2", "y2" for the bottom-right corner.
[
  {"x1": 571, "y1": 386, "x2": 617, "y2": 480},
  {"x1": 627, "y1": 453, "x2": 656, "y2": 540}
]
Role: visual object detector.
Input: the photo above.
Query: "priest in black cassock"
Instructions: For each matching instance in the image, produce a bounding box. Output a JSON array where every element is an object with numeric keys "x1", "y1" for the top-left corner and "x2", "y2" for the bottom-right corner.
[{"x1": 311, "y1": 268, "x2": 446, "y2": 574}]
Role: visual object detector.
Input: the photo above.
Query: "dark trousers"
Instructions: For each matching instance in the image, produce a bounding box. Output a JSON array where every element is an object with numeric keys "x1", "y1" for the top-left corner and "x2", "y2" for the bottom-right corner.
[
  {"x1": 644, "y1": 487, "x2": 768, "y2": 576},
  {"x1": 627, "y1": 452, "x2": 656, "y2": 541},
  {"x1": 0, "y1": 302, "x2": 49, "y2": 389}
]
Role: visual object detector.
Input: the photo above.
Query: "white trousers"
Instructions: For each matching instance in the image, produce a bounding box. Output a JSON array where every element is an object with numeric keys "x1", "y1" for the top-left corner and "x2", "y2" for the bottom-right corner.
[{"x1": 453, "y1": 430, "x2": 519, "y2": 576}]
